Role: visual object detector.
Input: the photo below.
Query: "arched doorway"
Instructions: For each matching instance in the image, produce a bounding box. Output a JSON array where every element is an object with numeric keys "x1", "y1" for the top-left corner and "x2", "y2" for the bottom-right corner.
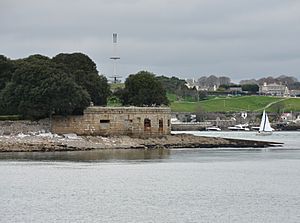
[
  {"x1": 159, "y1": 119, "x2": 163, "y2": 133},
  {"x1": 144, "y1": 118, "x2": 151, "y2": 132}
]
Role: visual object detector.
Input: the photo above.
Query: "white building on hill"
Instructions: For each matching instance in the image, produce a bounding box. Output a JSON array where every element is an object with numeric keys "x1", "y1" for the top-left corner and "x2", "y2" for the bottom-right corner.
[{"x1": 259, "y1": 82, "x2": 289, "y2": 96}]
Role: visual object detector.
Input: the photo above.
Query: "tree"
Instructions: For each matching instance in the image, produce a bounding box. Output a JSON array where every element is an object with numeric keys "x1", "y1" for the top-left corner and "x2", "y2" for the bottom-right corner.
[
  {"x1": 52, "y1": 53, "x2": 110, "y2": 105},
  {"x1": 195, "y1": 105, "x2": 207, "y2": 122},
  {"x1": 219, "y1": 76, "x2": 231, "y2": 85},
  {"x1": 156, "y1": 75, "x2": 186, "y2": 94},
  {"x1": 0, "y1": 55, "x2": 15, "y2": 91},
  {"x1": 206, "y1": 75, "x2": 219, "y2": 87},
  {"x1": 197, "y1": 76, "x2": 207, "y2": 87},
  {"x1": 242, "y1": 84, "x2": 259, "y2": 94},
  {"x1": 1, "y1": 56, "x2": 90, "y2": 119},
  {"x1": 121, "y1": 71, "x2": 169, "y2": 106},
  {"x1": 198, "y1": 91, "x2": 208, "y2": 100}
]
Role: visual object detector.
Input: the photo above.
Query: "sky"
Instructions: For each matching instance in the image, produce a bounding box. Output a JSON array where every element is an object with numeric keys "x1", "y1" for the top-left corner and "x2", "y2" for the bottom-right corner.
[{"x1": 1, "y1": 0, "x2": 300, "y2": 82}]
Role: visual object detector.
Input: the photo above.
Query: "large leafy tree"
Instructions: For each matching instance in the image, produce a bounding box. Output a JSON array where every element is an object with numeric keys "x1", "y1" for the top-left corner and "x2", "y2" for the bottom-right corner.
[
  {"x1": 1, "y1": 55, "x2": 90, "y2": 119},
  {"x1": 52, "y1": 53, "x2": 110, "y2": 105},
  {"x1": 0, "y1": 55, "x2": 15, "y2": 91},
  {"x1": 242, "y1": 84, "x2": 259, "y2": 94},
  {"x1": 120, "y1": 71, "x2": 169, "y2": 106}
]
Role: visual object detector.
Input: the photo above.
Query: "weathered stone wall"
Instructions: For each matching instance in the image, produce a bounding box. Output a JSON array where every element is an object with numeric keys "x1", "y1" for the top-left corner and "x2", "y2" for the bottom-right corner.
[
  {"x1": 0, "y1": 119, "x2": 50, "y2": 135},
  {"x1": 51, "y1": 107, "x2": 171, "y2": 137}
]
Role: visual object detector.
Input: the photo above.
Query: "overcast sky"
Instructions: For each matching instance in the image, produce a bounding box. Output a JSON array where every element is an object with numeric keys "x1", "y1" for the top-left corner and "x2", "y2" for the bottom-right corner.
[{"x1": 1, "y1": 0, "x2": 300, "y2": 82}]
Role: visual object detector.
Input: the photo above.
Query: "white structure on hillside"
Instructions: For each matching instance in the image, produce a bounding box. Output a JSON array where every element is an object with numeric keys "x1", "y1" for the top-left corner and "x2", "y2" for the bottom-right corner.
[{"x1": 259, "y1": 82, "x2": 289, "y2": 96}]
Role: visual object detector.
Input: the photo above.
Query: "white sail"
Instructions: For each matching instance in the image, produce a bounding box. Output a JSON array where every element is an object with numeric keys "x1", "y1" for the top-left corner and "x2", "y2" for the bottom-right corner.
[{"x1": 259, "y1": 110, "x2": 273, "y2": 132}]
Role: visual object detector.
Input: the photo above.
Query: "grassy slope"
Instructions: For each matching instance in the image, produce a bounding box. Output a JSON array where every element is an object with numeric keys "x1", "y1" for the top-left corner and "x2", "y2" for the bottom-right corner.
[
  {"x1": 170, "y1": 96, "x2": 300, "y2": 112},
  {"x1": 268, "y1": 98, "x2": 300, "y2": 112}
]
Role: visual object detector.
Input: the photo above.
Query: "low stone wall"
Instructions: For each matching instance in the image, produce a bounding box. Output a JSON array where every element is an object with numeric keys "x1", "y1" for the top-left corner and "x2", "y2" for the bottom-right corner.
[
  {"x1": 52, "y1": 106, "x2": 171, "y2": 137},
  {"x1": 171, "y1": 122, "x2": 211, "y2": 131},
  {"x1": 171, "y1": 120, "x2": 238, "y2": 131},
  {"x1": 0, "y1": 119, "x2": 50, "y2": 135}
]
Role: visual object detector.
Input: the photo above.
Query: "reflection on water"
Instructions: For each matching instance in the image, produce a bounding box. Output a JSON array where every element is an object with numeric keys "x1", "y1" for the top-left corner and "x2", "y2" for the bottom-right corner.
[{"x1": 0, "y1": 148, "x2": 171, "y2": 162}]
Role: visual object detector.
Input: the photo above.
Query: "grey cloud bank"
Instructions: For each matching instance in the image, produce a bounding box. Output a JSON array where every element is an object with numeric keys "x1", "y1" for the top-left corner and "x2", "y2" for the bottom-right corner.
[{"x1": 1, "y1": 0, "x2": 300, "y2": 81}]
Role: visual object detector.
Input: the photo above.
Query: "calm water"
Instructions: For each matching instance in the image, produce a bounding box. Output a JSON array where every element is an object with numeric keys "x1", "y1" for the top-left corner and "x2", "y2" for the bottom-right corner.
[{"x1": 0, "y1": 132, "x2": 300, "y2": 222}]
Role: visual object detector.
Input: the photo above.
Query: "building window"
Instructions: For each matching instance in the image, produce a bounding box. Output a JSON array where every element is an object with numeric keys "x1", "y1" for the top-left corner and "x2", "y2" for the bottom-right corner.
[
  {"x1": 159, "y1": 119, "x2": 163, "y2": 132},
  {"x1": 167, "y1": 119, "x2": 170, "y2": 127},
  {"x1": 100, "y1": 120, "x2": 110, "y2": 123},
  {"x1": 144, "y1": 118, "x2": 151, "y2": 131}
]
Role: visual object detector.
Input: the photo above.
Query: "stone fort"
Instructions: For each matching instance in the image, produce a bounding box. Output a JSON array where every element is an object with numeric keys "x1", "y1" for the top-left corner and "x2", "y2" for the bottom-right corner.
[{"x1": 51, "y1": 106, "x2": 171, "y2": 137}]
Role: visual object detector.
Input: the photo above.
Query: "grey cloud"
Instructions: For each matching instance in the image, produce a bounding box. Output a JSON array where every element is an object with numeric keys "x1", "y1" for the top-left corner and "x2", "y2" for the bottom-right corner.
[{"x1": 1, "y1": 0, "x2": 299, "y2": 81}]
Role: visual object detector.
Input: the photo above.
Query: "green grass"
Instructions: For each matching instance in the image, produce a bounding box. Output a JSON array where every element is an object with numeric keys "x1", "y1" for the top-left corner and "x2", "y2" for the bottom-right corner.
[
  {"x1": 268, "y1": 97, "x2": 300, "y2": 112},
  {"x1": 170, "y1": 96, "x2": 300, "y2": 112},
  {"x1": 110, "y1": 83, "x2": 125, "y2": 92},
  {"x1": 0, "y1": 115, "x2": 22, "y2": 121},
  {"x1": 167, "y1": 93, "x2": 177, "y2": 102}
]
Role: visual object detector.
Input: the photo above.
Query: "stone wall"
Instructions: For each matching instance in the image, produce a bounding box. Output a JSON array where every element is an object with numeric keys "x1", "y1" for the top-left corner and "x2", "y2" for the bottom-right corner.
[
  {"x1": 51, "y1": 106, "x2": 171, "y2": 137},
  {"x1": 0, "y1": 119, "x2": 50, "y2": 135}
]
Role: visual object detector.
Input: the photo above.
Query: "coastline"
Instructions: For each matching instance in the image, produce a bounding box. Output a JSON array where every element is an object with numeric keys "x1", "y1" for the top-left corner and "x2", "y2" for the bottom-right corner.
[{"x1": 0, "y1": 133, "x2": 283, "y2": 152}]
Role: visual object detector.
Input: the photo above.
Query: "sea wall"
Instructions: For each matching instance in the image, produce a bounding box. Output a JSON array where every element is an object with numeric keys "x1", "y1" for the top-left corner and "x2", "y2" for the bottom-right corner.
[
  {"x1": 171, "y1": 120, "x2": 237, "y2": 131},
  {"x1": 0, "y1": 119, "x2": 50, "y2": 135}
]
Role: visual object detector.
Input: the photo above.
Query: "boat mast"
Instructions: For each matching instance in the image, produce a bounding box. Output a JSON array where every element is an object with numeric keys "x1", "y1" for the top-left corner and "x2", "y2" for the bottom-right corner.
[{"x1": 262, "y1": 110, "x2": 266, "y2": 131}]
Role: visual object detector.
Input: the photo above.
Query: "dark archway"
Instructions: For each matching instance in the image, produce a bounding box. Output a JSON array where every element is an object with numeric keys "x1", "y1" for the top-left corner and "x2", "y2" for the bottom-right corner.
[
  {"x1": 159, "y1": 119, "x2": 163, "y2": 133},
  {"x1": 144, "y1": 118, "x2": 151, "y2": 132}
]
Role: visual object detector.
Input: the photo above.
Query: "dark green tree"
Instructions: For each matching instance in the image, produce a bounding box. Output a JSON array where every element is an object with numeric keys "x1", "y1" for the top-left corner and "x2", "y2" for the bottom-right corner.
[
  {"x1": 242, "y1": 84, "x2": 259, "y2": 94},
  {"x1": 0, "y1": 55, "x2": 15, "y2": 91},
  {"x1": 1, "y1": 56, "x2": 90, "y2": 119},
  {"x1": 156, "y1": 75, "x2": 186, "y2": 94},
  {"x1": 121, "y1": 71, "x2": 169, "y2": 106},
  {"x1": 52, "y1": 53, "x2": 110, "y2": 105}
]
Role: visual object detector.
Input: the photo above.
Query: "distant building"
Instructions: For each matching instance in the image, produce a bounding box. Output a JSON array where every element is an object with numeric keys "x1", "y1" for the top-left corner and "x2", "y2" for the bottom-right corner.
[
  {"x1": 259, "y1": 82, "x2": 289, "y2": 96},
  {"x1": 52, "y1": 107, "x2": 171, "y2": 137},
  {"x1": 290, "y1": 90, "x2": 300, "y2": 97},
  {"x1": 185, "y1": 78, "x2": 201, "y2": 90},
  {"x1": 280, "y1": 113, "x2": 293, "y2": 123},
  {"x1": 228, "y1": 86, "x2": 243, "y2": 94}
]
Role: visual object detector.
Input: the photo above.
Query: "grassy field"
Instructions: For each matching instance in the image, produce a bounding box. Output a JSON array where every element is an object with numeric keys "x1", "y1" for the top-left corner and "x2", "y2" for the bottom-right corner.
[{"x1": 170, "y1": 96, "x2": 300, "y2": 113}]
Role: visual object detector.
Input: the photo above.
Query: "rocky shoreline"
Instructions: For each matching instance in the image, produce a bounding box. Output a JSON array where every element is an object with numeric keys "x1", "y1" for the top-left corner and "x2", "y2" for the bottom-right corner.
[{"x1": 0, "y1": 132, "x2": 283, "y2": 152}]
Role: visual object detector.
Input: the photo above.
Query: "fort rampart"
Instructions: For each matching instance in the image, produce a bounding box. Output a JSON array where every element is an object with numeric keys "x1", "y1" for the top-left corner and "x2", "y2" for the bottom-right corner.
[{"x1": 51, "y1": 106, "x2": 171, "y2": 137}]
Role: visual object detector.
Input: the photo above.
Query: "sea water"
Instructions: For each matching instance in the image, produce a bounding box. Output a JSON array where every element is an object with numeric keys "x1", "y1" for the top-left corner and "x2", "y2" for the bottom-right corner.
[{"x1": 0, "y1": 131, "x2": 300, "y2": 223}]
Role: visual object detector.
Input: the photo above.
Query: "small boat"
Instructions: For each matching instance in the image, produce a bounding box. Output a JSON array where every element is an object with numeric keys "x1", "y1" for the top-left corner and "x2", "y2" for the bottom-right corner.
[
  {"x1": 257, "y1": 110, "x2": 273, "y2": 135},
  {"x1": 206, "y1": 126, "x2": 221, "y2": 131},
  {"x1": 228, "y1": 123, "x2": 250, "y2": 131},
  {"x1": 251, "y1": 126, "x2": 260, "y2": 131}
]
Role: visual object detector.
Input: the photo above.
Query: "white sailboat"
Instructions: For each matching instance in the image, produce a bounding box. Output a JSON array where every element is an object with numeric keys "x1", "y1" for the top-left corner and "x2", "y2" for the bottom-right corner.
[{"x1": 257, "y1": 110, "x2": 273, "y2": 135}]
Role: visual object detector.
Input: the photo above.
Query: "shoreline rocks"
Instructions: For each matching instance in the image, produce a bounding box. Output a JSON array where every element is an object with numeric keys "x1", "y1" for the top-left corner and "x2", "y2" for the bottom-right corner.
[{"x1": 0, "y1": 133, "x2": 283, "y2": 153}]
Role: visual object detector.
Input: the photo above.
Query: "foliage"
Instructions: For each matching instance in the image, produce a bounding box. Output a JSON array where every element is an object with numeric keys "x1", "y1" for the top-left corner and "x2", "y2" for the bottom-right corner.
[
  {"x1": 241, "y1": 84, "x2": 259, "y2": 93},
  {"x1": 289, "y1": 82, "x2": 300, "y2": 90},
  {"x1": 0, "y1": 55, "x2": 16, "y2": 91},
  {"x1": 156, "y1": 75, "x2": 203, "y2": 101},
  {"x1": 156, "y1": 75, "x2": 186, "y2": 94},
  {"x1": 1, "y1": 57, "x2": 90, "y2": 119},
  {"x1": 120, "y1": 71, "x2": 169, "y2": 106},
  {"x1": 53, "y1": 53, "x2": 110, "y2": 105},
  {"x1": 107, "y1": 95, "x2": 122, "y2": 107}
]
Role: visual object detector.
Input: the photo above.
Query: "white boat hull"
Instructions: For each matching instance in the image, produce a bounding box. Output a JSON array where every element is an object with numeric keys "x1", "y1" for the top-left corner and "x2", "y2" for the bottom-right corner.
[
  {"x1": 206, "y1": 127, "x2": 221, "y2": 131},
  {"x1": 256, "y1": 131, "x2": 273, "y2": 136}
]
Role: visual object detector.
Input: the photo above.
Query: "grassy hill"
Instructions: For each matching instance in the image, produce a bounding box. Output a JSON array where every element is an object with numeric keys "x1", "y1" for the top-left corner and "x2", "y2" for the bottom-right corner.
[{"x1": 170, "y1": 96, "x2": 300, "y2": 113}]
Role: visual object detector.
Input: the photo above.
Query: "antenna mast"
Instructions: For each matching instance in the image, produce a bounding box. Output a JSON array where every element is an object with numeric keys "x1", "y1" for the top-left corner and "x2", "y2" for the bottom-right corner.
[{"x1": 109, "y1": 33, "x2": 121, "y2": 83}]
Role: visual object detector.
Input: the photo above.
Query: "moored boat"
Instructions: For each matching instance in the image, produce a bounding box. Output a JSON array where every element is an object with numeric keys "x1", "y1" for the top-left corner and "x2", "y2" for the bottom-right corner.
[
  {"x1": 206, "y1": 126, "x2": 221, "y2": 131},
  {"x1": 257, "y1": 110, "x2": 273, "y2": 136},
  {"x1": 228, "y1": 123, "x2": 250, "y2": 131}
]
